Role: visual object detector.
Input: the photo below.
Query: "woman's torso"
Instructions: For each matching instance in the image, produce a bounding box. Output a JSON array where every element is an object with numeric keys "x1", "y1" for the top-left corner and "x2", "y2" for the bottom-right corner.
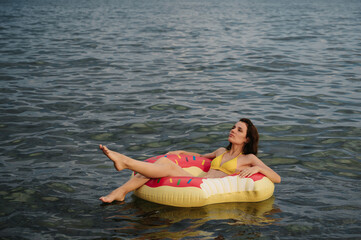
[{"x1": 204, "y1": 149, "x2": 252, "y2": 178}]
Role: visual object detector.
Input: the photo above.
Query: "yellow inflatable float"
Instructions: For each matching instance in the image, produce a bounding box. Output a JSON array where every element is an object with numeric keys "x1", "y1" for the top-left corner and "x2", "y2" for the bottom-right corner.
[{"x1": 133, "y1": 154, "x2": 275, "y2": 207}]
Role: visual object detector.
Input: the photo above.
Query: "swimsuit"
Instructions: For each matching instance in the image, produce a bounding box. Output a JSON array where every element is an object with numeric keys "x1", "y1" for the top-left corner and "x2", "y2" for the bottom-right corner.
[{"x1": 210, "y1": 151, "x2": 242, "y2": 175}]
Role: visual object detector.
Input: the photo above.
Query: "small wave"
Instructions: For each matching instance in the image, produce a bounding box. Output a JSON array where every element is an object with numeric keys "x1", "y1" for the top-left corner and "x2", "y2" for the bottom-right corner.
[{"x1": 269, "y1": 35, "x2": 319, "y2": 41}]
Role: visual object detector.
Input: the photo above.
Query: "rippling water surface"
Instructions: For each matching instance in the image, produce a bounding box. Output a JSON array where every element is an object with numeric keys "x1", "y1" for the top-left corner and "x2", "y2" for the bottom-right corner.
[{"x1": 1, "y1": 0, "x2": 360, "y2": 239}]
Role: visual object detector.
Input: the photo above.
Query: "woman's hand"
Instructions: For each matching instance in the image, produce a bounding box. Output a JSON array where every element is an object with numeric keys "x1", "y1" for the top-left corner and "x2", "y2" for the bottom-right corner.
[{"x1": 238, "y1": 166, "x2": 260, "y2": 178}]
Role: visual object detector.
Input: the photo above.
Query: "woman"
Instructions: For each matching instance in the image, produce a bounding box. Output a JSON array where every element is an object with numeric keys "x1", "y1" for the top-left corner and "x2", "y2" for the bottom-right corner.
[{"x1": 99, "y1": 118, "x2": 281, "y2": 203}]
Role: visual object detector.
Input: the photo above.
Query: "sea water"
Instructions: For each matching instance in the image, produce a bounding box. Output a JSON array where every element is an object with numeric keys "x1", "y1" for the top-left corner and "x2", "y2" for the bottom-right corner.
[{"x1": 0, "y1": 0, "x2": 360, "y2": 239}]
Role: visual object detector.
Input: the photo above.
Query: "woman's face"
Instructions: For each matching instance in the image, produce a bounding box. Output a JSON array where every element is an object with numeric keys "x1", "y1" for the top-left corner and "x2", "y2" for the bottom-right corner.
[{"x1": 228, "y1": 121, "x2": 248, "y2": 146}]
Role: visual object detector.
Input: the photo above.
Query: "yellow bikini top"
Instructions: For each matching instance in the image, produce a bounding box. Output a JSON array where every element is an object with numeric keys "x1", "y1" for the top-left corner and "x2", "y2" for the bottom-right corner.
[{"x1": 210, "y1": 151, "x2": 242, "y2": 175}]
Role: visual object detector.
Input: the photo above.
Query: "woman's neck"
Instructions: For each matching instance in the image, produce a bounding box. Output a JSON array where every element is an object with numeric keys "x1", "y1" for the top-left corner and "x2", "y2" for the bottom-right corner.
[{"x1": 228, "y1": 144, "x2": 244, "y2": 156}]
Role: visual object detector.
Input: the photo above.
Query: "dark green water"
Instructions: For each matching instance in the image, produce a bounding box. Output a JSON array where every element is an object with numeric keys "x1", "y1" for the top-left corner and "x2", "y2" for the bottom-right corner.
[{"x1": 1, "y1": 0, "x2": 360, "y2": 239}]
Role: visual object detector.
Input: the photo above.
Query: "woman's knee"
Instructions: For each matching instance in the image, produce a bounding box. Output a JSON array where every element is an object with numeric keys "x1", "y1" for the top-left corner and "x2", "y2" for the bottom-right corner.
[
  {"x1": 134, "y1": 173, "x2": 148, "y2": 179},
  {"x1": 155, "y1": 157, "x2": 172, "y2": 164},
  {"x1": 154, "y1": 157, "x2": 179, "y2": 175}
]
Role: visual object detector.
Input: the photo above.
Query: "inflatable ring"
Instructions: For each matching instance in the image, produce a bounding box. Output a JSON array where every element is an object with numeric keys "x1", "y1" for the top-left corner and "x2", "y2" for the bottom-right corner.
[{"x1": 133, "y1": 155, "x2": 275, "y2": 207}]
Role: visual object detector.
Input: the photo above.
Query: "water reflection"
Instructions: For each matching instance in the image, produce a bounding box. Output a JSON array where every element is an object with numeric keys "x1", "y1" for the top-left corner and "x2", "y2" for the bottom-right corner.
[{"x1": 102, "y1": 196, "x2": 280, "y2": 239}]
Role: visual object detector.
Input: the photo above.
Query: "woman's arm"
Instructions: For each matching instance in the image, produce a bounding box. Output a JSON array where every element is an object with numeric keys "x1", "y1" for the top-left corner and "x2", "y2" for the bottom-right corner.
[
  {"x1": 239, "y1": 155, "x2": 281, "y2": 183},
  {"x1": 167, "y1": 148, "x2": 225, "y2": 159},
  {"x1": 166, "y1": 150, "x2": 201, "y2": 157}
]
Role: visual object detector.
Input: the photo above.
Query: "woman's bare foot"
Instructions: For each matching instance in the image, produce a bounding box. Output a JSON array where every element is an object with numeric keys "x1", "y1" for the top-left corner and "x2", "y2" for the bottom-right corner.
[
  {"x1": 99, "y1": 188, "x2": 126, "y2": 203},
  {"x1": 99, "y1": 196, "x2": 114, "y2": 203},
  {"x1": 99, "y1": 144, "x2": 127, "y2": 171}
]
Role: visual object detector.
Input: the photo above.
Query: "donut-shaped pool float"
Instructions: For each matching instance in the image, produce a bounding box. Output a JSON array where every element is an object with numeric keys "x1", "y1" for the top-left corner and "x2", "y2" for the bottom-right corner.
[{"x1": 133, "y1": 155, "x2": 275, "y2": 207}]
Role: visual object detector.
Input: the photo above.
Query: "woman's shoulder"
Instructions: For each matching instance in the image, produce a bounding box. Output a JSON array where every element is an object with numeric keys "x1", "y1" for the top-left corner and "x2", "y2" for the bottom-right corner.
[
  {"x1": 215, "y1": 147, "x2": 227, "y2": 156},
  {"x1": 241, "y1": 153, "x2": 258, "y2": 161}
]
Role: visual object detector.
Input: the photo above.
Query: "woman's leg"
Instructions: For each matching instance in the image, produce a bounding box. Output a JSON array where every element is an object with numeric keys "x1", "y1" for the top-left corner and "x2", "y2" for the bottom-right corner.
[
  {"x1": 99, "y1": 145, "x2": 193, "y2": 178},
  {"x1": 100, "y1": 174, "x2": 149, "y2": 203},
  {"x1": 99, "y1": 145, "x2": 193, "y2": 203}
]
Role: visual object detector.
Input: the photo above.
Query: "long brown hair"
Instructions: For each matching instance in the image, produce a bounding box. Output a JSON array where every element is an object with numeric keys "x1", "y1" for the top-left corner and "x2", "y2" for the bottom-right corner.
[{"x1": 226, "y1": 118, "x2": 259, "y2": 155}]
